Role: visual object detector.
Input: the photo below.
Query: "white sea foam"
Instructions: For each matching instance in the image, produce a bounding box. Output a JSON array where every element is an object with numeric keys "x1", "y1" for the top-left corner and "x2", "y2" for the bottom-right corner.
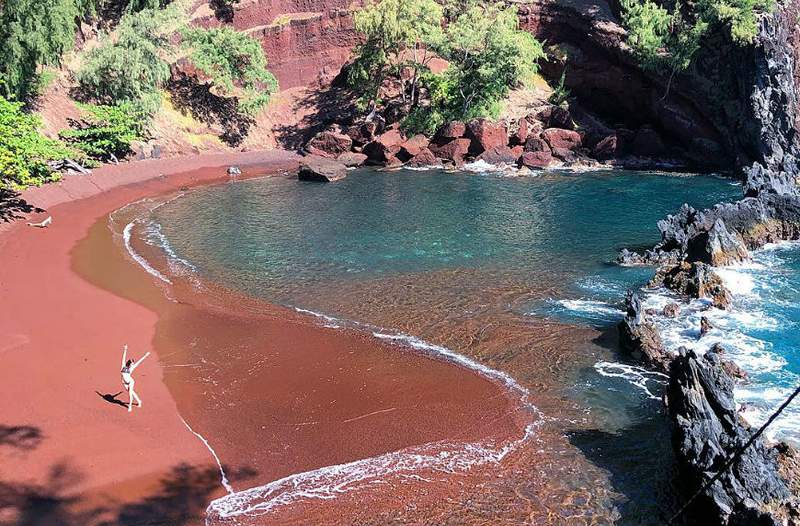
[
  {"x1": 181, "y1": 417, "x2": 234, "y2": 494},
  {"x1": 143, "y1": 221, "x2": 198, "y2": 274},
  {"x1": 203, "y1": 309, "x2": 540, "y2": 522},
  {"x1": 206, "y1": 423, "x2": 537, "y2": 522},
  {"x1": 594, "y1": 361, "x2": 668, "y2": 400},
  {"x1": 123, "y1": 221, "x2": 172, "y2": 284}
]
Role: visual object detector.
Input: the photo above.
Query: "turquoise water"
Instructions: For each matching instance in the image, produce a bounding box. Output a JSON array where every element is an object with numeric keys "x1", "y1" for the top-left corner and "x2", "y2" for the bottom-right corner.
[{"x1": 143, "y1": 167, "x2": 782, "y2": 522}]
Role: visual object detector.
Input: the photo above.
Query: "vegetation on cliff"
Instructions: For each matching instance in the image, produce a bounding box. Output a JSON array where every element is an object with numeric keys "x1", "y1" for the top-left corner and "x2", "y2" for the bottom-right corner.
[
  {"x1": 349, "y1": 0, "x2": 544, "y2": 136},
  {"x1": 621, "y1": 0, "x2": 773, "y2": 73}
]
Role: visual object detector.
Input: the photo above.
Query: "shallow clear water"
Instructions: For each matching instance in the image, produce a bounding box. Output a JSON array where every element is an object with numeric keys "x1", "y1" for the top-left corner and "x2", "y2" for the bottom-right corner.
[{"x1": 143, "y1": 167, "x2": 770, "y2": 522}]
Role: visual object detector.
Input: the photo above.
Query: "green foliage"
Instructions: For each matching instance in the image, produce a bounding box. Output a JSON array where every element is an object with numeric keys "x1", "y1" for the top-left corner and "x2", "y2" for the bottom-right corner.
[
  {"x1": 349, "y1": 0, "x2": 444, "y2": 104},
  {"x1": 442, "y1": 3, "x2": 544, "y2": 115},
  {"x1": 180, "y1": 27, "x2": 278, "y2": 115},
  {"x1": 621, "y1": 0, "x2": 772, "y2": 73},
  {"x1": 76, "y1": 5, "x2": 180, "y2": 112},
  {"x1": 0, "y1": 94, "x2": 73, "y2": 189},
  {"x1": 0, "y1": 0, "x2": 80, "y2": 101},
  {"x1": 548, "y1": 70, "x2": 571, "y2": 106},
  {"x1": 60, "y1": 102, "x2": 148, "y2": 161}
]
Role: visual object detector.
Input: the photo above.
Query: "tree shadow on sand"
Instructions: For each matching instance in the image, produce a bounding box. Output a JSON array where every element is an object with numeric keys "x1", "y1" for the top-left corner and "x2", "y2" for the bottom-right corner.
[
  {"x1": 0, "y1": 189, "x2": 44, "y2": 223},
  {"x1": 0, "y1": 462, "x2": 258, "y2": 526},
  {"x1": 0, "y1": 425, "x2": 43, "y2": 451},
  {"x1": 272, "y1": 74, "x2": 359, "y2": 150}
]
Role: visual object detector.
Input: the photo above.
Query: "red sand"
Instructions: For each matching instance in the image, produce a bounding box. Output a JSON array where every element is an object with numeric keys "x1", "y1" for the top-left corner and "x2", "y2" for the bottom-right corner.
[{"x1": 0, "y1": 152, "x2": 531, "y2": 525}]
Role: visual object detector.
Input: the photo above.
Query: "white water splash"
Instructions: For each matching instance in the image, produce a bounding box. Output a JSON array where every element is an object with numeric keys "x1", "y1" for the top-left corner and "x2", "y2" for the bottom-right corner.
[
  {"x1": 594, "y1": 361, "x2": 668, "y2": 400},
  {"x1": 123, "y1": 221, "x2": 172, "y2": 284},
  {"x1": 181, "y1": 417, "x2": 234, "y2": 494}
]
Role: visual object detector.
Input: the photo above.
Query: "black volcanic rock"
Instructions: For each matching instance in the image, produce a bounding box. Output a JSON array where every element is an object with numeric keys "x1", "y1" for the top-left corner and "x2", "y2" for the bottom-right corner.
[
  {"x1": 618, "y1": 291, "x2": 671, "y2": 372},
  {"x1": 667, "y1": 349, "x2": 790, "y2": 524}
]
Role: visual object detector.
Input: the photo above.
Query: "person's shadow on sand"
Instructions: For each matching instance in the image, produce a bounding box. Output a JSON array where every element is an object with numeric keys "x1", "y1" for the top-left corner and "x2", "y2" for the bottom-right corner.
[{"x1": 96, "y1": 391, "x2": 129, "y2": 409}]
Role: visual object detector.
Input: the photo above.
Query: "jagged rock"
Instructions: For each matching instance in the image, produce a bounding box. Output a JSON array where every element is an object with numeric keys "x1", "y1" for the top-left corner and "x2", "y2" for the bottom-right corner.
[
  {"x1": 551, "y1": 146, "x2": 577, "y2": 162},
  {"x1": 663, "y1": 302, "x2": 681, "y2": 318},
  {"x1": 618, "y1": 291, "x2": 671, "y2": 372},
  {"x1": 511, "y1": 117, "x2": 530, "y2": 146},
  {"x1": 430, "y1": 138, "x2": 472, "y2": 164},
  {"x1": 476, "y1": 145, "x2": 518, "y2": 165},
  {"x1": 652, "y1": 261, "x2": 732, "y2": 309},
  {"x1": 700, "y1": 316, "x2": 714, "y2": 337},
  {"x1": 519, "y1": 150, "x2": 553, "y2": 169},
  {"x1": 337, "y1": 152, "x2": 368, "y2": 167},
  {"x1": 407, "y1": 148, "x2": 441, "y2": 168},
  {"x1": 298, "y1": 155, "x2": 347, "y2": 182},
  {"x1": 305, "y1": 131, "x2": 353, "y2": 158},
  {"x1": 667, "y1": 348, "x2": 790, "y2": 524},
  {"x1": 687, "y1": 218, "x2": 750, "y2": 266},
  {"x1": 465, "y1": 119, "x2": 508, "y2": 155},
  {"x1": 593, "y1": 134, "x2": 618, "y2": 161},
  {"x1": 617, "y1": 247, "x2": 681, "y2": 266},
  {"x1": 707, "y1": 343, "x2": 749, "y2": 382},
  {"x1": 542, "y1": 128, "x2": 582, "y2": 151}
]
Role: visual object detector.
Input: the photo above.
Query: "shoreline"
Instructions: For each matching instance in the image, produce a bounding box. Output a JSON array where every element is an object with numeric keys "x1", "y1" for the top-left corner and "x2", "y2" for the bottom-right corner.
[{"x1": 0, "y1": 150, "x2": 534, "y2": 525}]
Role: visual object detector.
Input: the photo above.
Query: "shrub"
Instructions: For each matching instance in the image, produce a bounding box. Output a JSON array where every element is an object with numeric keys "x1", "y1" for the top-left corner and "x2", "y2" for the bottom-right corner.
[
  {"x1": 76, "y1": 5, "x2": 180, "y2": 111},
  {"x1": 621, "y1": 0, "x2": 772, "y2": 73},
  {"x1": 180, "y1": 26, "x2": 278, "y2": 115},
  {"x1": 60, "y1": 102, "x2": 148, "y2": 162},
  {"x1": 0, "y1": 0, "x2": 79, "y2": 101},
  {"x1": 0, "y1": 94, "x2": 73, "y2": 189}
]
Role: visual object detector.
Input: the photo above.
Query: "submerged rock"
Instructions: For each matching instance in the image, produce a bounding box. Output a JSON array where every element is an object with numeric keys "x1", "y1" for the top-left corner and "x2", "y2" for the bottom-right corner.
[
  {"x1": 298, "y1": 155, "x2": 347, "y2": 182},
  {"x1": 667, "y1": 348, "x2": 790, "y2": 524},
  {"x1": 618, "y1": 291, "x2": 671, "y2": 372}
]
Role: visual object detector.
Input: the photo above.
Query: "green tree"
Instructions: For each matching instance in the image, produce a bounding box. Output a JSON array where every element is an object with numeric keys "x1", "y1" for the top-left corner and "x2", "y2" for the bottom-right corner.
[
  {"x1": 0, "y1": 0, "x2": 79, "y2": 100},
  {"x1": 441, "y1": 3, "x2": 543, "y2": 116},
  {"x1": 0, "y1": 94, "x2": 73, "y2": 188},
  {"x1": 349, "y1": 0, "x2": 443, "y2": 106},
  {"x1": 60, "y1": 102, "x2": 148, "y2": 162},
  {"x1": 75, "y1": 5, "x2": 180, "y2": 112},
  {"x1": 180, "y1": 26, "x2": 278, "y2": 115},
  {"x1": 621, "y1": 0, "x2": 772, "y2": 74}
]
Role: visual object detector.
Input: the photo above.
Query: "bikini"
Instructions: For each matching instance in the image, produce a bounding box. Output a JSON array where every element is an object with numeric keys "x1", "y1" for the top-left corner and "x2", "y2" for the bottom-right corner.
[{"x1": 121, "y1": 366, "x2": 133, "y2": 388}]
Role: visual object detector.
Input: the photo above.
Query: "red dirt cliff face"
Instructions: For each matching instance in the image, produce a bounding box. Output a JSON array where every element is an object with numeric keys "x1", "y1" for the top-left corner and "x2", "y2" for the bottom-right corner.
[{"x1": 194, "y1": 0, "x2": 362, "y2": 89}]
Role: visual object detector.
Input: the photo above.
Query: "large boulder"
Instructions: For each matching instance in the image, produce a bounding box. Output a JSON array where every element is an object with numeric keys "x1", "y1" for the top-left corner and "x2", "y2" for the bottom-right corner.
[
  {"x1": 593, "y1": 134, "x2": 618, "y2": 161},
  {"x1": 430, "y1": 138, "x2": 472, "y2": 164},
  {"x1": 407, "y1": 148, "x2": 441, "y2": 168},
  {"x1": 667, "y1": 348, "x2": 791, "y2": 524},
  {"x1": 399, "y1": 134, "x2": 430, "y2": 160},
  {"x1": 524, "y1": 136, "x2": 551, "y2": 153},
  {"x1": 298, "y1": 156, "x2": 347, "y2": 182},
  {"x1": 476, "y1": 145, "x2": 518, "y2": 165},
  {"x1": 337, "y1": 152, "x2": 368, "y2": 168},
  {"x1": 511, "y1": 117, "x2": 530, "y2": 146},
  {"x1": 305, "y1": 131, "x2": 353, "y2": 158},
  {"x1": 363, "y1": 129, "x2": 404, "y2": 164},
  {"x1": 465, "y1": 118, "x2": 508, "y2": 155},
  {"x1": 542, "y1": 128, "x2": 582, "y2": 151},
  {"x1": 435, "y1": 121, "x2": 466, "y2": 143},
  {"x1": 347, "y1": 121, "x2": 379, "y2": 147},
  {"x1": 618, "y1": 291, "x2": 671, "y2": 372},
  {"x1": 519, "y1": 150, "x2": 553, "y2": 168}
]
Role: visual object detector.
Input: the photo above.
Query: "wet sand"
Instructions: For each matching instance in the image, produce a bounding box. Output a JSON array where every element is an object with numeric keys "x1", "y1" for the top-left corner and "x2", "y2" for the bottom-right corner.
[{"x1": 0, "y1": 152, "x2": 535, "y2": 525}]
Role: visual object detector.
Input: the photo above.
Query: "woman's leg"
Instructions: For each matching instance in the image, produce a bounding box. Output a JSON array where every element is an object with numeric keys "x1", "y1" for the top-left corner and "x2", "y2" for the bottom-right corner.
[
  {"x1": 133, "y1": 388, "x2": 142, "y2": 409},
  {"x1": 127, "y1": 381, "x2": 135, "y2": 412}
]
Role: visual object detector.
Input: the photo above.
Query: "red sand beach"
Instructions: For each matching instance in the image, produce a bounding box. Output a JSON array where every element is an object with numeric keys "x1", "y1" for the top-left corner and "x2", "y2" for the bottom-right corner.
[{"x1": 0, "y1": 151, "x2": 532, "y2": 525}]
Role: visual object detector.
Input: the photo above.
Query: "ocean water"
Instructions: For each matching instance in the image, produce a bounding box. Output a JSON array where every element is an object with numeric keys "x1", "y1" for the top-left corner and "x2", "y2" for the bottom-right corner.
[{"x1": 135, "y1": 167, "x2": 798, "y2": 522}]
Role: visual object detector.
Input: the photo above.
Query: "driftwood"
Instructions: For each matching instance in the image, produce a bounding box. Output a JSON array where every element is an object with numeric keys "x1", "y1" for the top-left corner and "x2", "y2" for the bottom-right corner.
[{"x1": 48, "y1": 158, "x2": 91, "y2": 175}]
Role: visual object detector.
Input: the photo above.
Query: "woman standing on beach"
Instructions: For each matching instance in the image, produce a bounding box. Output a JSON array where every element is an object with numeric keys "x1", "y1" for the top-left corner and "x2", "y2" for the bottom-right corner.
[{"x1": 121, "y1": 345, "x2": 151, "y2": 413}]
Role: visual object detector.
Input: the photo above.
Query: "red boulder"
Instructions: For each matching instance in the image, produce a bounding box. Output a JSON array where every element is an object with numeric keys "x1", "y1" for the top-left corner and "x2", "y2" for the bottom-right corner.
[
  {"x1": 400, "y1": 134, "x2": 430, "y2": 159},
  {"x1": 337, "y1": 152, "x2": 368, "y2": 167},
  {"x1": 511, "y1": 117, "x2": 529, "y2": 146},
  {"x1": 305, "y1": 131, "x2": 353, "y2": 159},
  {"x1": 477, "y1": 145, "x2": 518, "y2": 165},
  {"x1": 430, "y1": 138, "x2": 472, "y2": 163},
  {"x1": 593, "y1": 135, "x2": 618, "y2": 161},
  {"x1": 542, "y1": 128, "x2": 582, "y2": 151},
  {"x1": 465, "y1": 118, "x2": 508, "y2": 155},
  {"x1": 519, "y1": 150, "x2": 553, "y2": 168},
  {"x1": 407, "y1": 148, "x2": 441, "y2": 168},
  {"x1": 524, "y1": 136, "x2": 551, "y2": 153},
  {"x1": 363, "y1": 129, "x2": 405, "y2": 163},
  {"x1": 437, "y1": 121, "x2": 466, "y2": 141}
]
